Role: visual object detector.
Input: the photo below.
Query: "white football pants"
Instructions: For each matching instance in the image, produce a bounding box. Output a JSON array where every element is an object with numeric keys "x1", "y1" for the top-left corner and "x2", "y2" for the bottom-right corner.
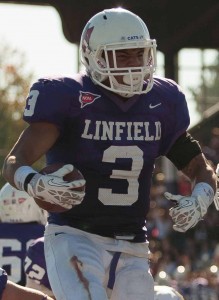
[{"x1": 44, "y1": 224, "x2": 154, "y2": 300}]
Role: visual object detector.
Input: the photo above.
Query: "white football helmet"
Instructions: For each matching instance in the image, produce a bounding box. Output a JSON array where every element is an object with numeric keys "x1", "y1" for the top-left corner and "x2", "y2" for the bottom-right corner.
[
  {"x1": 80, "y1": 7, "x2": 157, "y2": 97},
  {"x1": 154, "y1": 285, "x2": 184, "y2": 300},
  {"x1": 0, "y1": 183, "x2": 47, "y2": 224}
]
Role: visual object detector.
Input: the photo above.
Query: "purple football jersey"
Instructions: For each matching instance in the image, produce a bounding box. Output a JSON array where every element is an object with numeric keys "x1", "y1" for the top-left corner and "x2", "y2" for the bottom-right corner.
[
  {"x1": 0, "y1": 223, "x2": 45, "y2": 286},
  {"x1": 23, "y1": 74, "x2": 190, "y2": 242},
  {"x1": 24, "y1": 237, "x2": 51, "y2": 290},
  {"x1": 0, "y1": 268, "x2": 7, "y2": 299}
]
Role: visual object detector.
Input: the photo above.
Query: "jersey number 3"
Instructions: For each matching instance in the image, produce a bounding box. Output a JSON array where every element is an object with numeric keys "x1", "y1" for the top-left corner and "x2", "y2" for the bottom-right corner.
[
  {"x1": 98, "y1": 145, "x2": 143, "y2": 206},
  {"x1": 24, "y1": 90, "x2": 39, "y2": 117}
]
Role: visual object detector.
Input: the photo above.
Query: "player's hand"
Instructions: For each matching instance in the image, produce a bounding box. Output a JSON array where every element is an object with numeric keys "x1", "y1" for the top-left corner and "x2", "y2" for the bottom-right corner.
[
  {"x1": 27, "y1": 164, "x2": 86, "y2": 209},
  {"x1": 164, "y1": 192, "x2": 206, "y2": 232}
]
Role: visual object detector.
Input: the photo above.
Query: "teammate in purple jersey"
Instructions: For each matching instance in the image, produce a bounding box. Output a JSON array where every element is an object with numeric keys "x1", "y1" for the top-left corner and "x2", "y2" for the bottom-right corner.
[
  {"x1": 2, "y1": 7, "x2": 217, "y2": 300},
  {"x1": 24, "y1": 237, "x2": 54, "y2": 298},
  {"x1": 0, "y1": 183, "x2": 46, "y2": 286},
  {"x1": 0, "y1": 267, "x2": 53, "y2": 300}
]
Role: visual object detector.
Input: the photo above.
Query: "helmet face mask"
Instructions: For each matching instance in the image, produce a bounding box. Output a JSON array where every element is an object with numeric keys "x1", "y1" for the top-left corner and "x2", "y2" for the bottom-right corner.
[
  {"x1": 80, "y1": 8, "x2": 157, "y2": 97},
  {"x1": 0, "y1": 183, "x2": 47, "y2": 224}
]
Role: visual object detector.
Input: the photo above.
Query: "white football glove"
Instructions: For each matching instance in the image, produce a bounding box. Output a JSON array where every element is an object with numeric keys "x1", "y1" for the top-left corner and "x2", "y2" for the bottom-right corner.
[
  {"x1": 27, "y1": 164, "x2": 86, "y2": 210},
  {"x1": 164, "y1": 192, "x2": 206, "y2": 232}
]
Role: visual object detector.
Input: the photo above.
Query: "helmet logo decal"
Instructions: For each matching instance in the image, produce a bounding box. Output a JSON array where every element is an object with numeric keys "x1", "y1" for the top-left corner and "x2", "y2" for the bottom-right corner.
[
  {"x1": 18, "y1": 197, "x2": 26, "y2": 204},
  {"x1": 79, "y1": 91, "x2": 101, "y2": 108},
  {"x1": 127, "y1": 35, "x2": 144, "y2": 40},
  {"x1": 82, "y1": 25, "x2": 94, "y2": 53}
]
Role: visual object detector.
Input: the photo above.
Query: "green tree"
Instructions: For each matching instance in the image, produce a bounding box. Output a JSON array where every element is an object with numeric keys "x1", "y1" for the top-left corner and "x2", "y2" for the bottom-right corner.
[{"x1": 0, "y1": 43, "x2": 34, "y2": 187}]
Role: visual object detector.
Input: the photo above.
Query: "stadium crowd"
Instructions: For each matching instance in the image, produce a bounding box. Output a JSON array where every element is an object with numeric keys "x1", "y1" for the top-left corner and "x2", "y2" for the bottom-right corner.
[{"x1": 148, "y1": 127, "x2": 219, "y2": 299}]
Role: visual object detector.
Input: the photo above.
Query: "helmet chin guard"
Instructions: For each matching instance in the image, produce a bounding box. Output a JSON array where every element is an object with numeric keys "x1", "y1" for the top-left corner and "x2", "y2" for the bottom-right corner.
[{"x1": 80, "y1": 8, "x2": 157, "y2": 98}]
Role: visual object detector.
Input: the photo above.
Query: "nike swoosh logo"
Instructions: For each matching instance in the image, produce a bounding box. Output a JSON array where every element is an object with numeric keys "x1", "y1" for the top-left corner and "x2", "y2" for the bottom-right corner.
[
  {"x1": 180, "y1": 199, "x2": 193, "y2": 208},
  {"x1": 149, "y1": 103, "x2": 161, "y2": 109},
  {"x1": 47, "y1": 179, "x2": 70, "y2": 187}
]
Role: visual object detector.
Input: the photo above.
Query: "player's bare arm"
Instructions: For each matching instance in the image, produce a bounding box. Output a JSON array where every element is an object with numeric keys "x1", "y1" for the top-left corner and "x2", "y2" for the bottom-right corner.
[
  {"x1": 181, "y1": 153, "x2": 217, "y2": 191},
  {"x1": 2, "y1": 280, "x2": 54, "y2": 300},
  {"x1": 2, "y1": 122, "x2": 60, "y2": 187},
  {"x1": 164, "y1": 131, "x2": 217, "y2": 232},
  {"x1": 3, "y1": 122, "x2": 85, "y2": 210},
  {"x1": 165, "y1": 151, "x2": 217, "y2": 232}
]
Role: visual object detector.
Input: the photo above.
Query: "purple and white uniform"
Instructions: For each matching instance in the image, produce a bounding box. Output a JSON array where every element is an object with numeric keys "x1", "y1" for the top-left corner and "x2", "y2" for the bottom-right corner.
[
  {"x1": 0, "y1": 223, "x2": 45, "y2": 286},
  {"x1": 0, "y1": 268, "x2": 7, "y2": 300},
  {"x1": 23, "y1": 74, "x2": 189, "y2": 243},
  {"x1": 24, "y1": 237, "x2": 50, "y2": 290},
  {"x1": 23, "y1": 73, "x2": 190, "y2": 300}
]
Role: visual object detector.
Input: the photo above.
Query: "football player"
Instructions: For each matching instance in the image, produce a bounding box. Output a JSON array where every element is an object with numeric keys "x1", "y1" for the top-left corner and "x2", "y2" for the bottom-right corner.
[
  {"x1": 0, "y1": 183, "x2": 47, "y2": 285},
  {"x1": 2, "y1": 7, "x2": 217, "y2": 300},
  {"x1": 0, "y1": 267, "x2": 53, "y2": 300},
  {"x1": 24, "y1": 237, "x2": 55, "y2": 299}
]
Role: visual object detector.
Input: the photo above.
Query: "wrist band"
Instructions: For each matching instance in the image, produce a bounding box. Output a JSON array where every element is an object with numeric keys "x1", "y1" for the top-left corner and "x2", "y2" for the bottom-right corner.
[
  {"x1": 14, "y1": 166, "x2": 37, "y2": 191},
  {"x1": 192, "y1": 182, "x2": 214, "y2": 204},
  {"x1": 192, "y1": 182, "x2": 214, "y2": 216},
  {"x1": 24, "y1": 173, "x2": 37, "y2": 192}
]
